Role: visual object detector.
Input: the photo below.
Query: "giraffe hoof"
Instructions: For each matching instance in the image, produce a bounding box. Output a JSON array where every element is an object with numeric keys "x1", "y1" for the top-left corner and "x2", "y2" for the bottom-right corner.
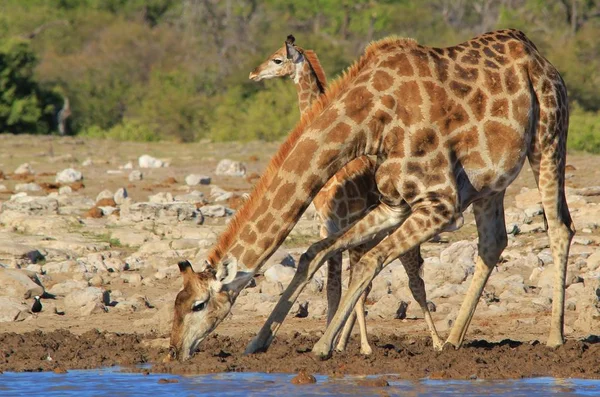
[
  {"x1": 432, "y1": 341, "x2": 444, "y2": 352},
  {"x1": 360, "y1": 345, "x2": 373, "y2": 356},
  {"x1": 312, "y1": 342, "x2": 332, "y2": 360},
  {"x1": 243, "y1": 340, "x2": 266, "y2": 355},
  {"x1": 441, "y1": 341, "x2": 458, "y2": 351}
]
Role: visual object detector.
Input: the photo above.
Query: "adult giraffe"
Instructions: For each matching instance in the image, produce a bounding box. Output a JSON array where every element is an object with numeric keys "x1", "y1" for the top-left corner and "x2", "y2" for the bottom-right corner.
[
  {"x1": 248, "y1": 35, "x2": 442, "y2": 355},
  {"x1": 169, "y1": 29, "x2": 574, "y2": 361}
]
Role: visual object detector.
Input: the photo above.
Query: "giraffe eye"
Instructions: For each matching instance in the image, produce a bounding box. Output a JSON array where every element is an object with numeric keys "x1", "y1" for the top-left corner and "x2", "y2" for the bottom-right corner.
[
  {"x1": 191, "y1": 300, "x2": 207, "y2": 312},
  {"x1": 273, "y1": 59, "x2": 283, "y2": 65}
]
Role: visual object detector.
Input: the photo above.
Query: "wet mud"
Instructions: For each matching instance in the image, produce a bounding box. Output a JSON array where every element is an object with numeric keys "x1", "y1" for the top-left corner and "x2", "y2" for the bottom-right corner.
[{"x1": 2, "y1": 330, "x2": 599, "y2": 380}]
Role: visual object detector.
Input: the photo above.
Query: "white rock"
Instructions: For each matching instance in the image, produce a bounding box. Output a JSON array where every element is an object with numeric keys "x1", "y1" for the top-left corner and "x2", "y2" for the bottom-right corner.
[
  {"x1": 198, "y1": 204, "x2": 231, "y2": 217},
  {"x1": 58, "y1": 186, "x2": 72, "y2": 195},
  {"x1": 423, "y1": 241, "x2": 476, "y2": 286},
  {"x1": 82, "y1": 158, "x2": 93, "y2": 167},
  {"x1": 43, "y1": 260, "x2": 83, "y2": 274},
  {"x1": 14, "y1": 163, "x2": 34, "y2": 175},
  {"x1": 174, "y1": 191, "x2": 205, "y2": 203},
  {"x1": 185, "y1": 174, "x2": 211, "y2": 186},
  {"x1": 15, "y1": 183, "x2": 41, "y2": 192},
  {"x1": 148, "y1": 192, "x2": 173, "y2": 204},
  {"x1": 215, "y1": 159, "x2": 246, "y2": 176},
  {"x1": 573, "y1": 276, "x2": 600, "y2": 332},
  {"x1": 122, "y1": 161, "x2": 133, "y2": 169},
  {"x1": 0, "y1": 297, "x2": 29, "y2": 322},
  {"x1": 64, "y1": 287, "x2": 104, "y2": 309},
  {"x1": 260, "y1": 280, "x2": 284, "y2": 296},
  {"x1": 121, "y1": 273, "x2": 143, "y2": 285},
  {"x1": 113, "y1": 188, "x2": 128, "y2": 205},
  {"x1": 55, "y1": 168, "x2": 83, "y2": 183},
  {"x1": 1, "y1": 196, "x2": 59, "y2": 215},
  {"x1": 138, "y1": 154, "x2": 166, "y2": 168},
  {"x1": 368, "y1": 294, "x2": 407, "y2": 319},
  {"x1": 586, "y1": 251, "x2": 600, "y2": 272},
  {"x1": 0, "y1": 268, "x2": 44, "y2": 299},
  {"x1": 129, "y1": 170, "x2": 143, "y2": 181},
  {"x1": 0, "y1": 184, "x2": 6, "y2": 191},
  {"x1": 47, "y1": 280, "x2": 88, "y2": 295},
  {"x1": 264, "y1": 264, "x2": 296, "y2": 285},
  {"x1": 96, "y1": 189, "x2": 114, "y2": 202}
]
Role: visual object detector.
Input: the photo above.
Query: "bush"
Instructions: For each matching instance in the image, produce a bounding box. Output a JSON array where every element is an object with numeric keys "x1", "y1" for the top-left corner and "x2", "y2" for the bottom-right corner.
[
  {"x1": 81, "y1": 121, "x2": 161, "y2": 142},
  {"x1": 0, "y1": 38, "x2": 61, "y2": 134},
  {"x1": 568, "y1": 105, "x2": 600, "y2": 154}
]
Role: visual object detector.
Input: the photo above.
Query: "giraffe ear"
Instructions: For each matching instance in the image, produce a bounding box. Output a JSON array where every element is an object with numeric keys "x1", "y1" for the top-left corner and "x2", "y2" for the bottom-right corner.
[
  {"x1": 285, "y1": 37, "x2": 303, "y2": 63},
  {"x1": 215, "y1": 258, "x2": 238, "y2": 285},
  {"x1": 178, "y1": 260, "x2": 195, "y2": 285}
]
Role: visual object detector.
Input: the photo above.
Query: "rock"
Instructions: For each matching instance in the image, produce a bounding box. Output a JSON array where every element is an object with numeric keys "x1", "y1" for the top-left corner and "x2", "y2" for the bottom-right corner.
[
  {"x1": 0, "y1": 268, "x2": 44, "y2": 299},
  {"x1": 15, "y1": 163, "x2": 34, "y2": 175},
  {"x1": 524, "y1": 204, "x2": 544, "y2": 217},
  {"x1": 586, "y1": 251, "x2": 600, "y2": 271},
  {"x1": 58, "y1": 186, "x2": 72, "y2": 195},
  {"x1": 260, "y1": 280, "x2": 284, "y2": 296},
  {"x1": 120, "y1": 202, "x2": 199, "y2": 223},
  {"x1": 138, "y1": 154, "x2": 167, "y2": 168},
  {"x1": 2, "y1": 196, "x2": 59, "y2": 215},
  {"x1": 96, "y1": 190, "x2": 113, "y2": 202},
  {"x1": 0, "y1": 297, "x2": 29, "y2": 322},
  {"x1": 129, "y1": 170, "x2": 143, "y2": 181},
  {"x1": 15, "y1": 182, "x2": 42, "y2": 192},
  {"x1": 215, "y1": 159, "x2": 246, "y2": 176},
  {"x1": 198, "y1": 204, "x2": 231, "y2": 217},
  {"x1": 423, "y1": 241, "x2": 476, "y2": 287},
  {"x1": 43, "y1": 260, "x2": 83, "y2": 274},
  {"x1": 368, "y1": 294, "x2": 408, "y2": 320},
  {"x1": 64, "y1": 287, "x2": 104, "y2": 311},
  {"x1": 114, "y1": 188, "x2": 128, "y2": 205},
  {"x1": 121, "y1": 273, "x2": 143, "y2": 285},
  {"x1": 80, "y1": 301, "x2": 107, "y2": 316},
  {"x1": 185, "y1": 174, "x2": 211, "y2": 186},
  {"x1": 290, "y1": 371, "x2": 316, "y2": 385},
  {"x1": 82, "y1": 158, "x2": 93, "y2": 167},
  {"x1": 56, "y1": 168, "x2": 83, "y2": 183},
  {"x1": 573, "y1": 276, "x2": 600, "y2": 333},
  {"x1": 48, "y1": 280, "x2": 88, "y2": 295},
  {"x1": 264, "y1": 264, "x2": 296, "y2": 285},
  {"x1": 174, "y1": 191, "x2": 205, "y2": 203},
  {"x1": 122, "y1": 161, "x2": 133, "y2": 169},
  {"x1": 149, "y1": 192, "x2": 173, "y2": 204},
  {"x1": 110, "y1": 229, "x2": 155, "y2": 247}
]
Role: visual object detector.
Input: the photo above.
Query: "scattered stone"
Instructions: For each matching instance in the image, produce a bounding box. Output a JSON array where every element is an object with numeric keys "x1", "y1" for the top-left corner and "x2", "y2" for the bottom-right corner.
[
  {"x1": 114, "y1": 188, "x2": 128, "y2": 204},
  {"x1": 15, "y1": 182, "x2": 42, "y2": 192},
  {"x1": 368, "y1": 294, "x2": 408, "y2": 320},
  {"x1": 290, "y1": 371, "x2": 316, "y2": 385},
  {"x1": 174, "y1": 191, "x2": 205, "y2": 203},
  {"x1": 139, "y1": 154, "x2": 167, "y2": 168},
  {"x1": 149, "y1": 192, "x2": 174, "y2": 204},
  {"x1": 96, "y1": 190, "x2": 113, "y2": 202},
  {"x1": 122, "y1": 161, "x2": 133, "y2": 169},
  {"x1": 64, "y1": 287, "x2": 104, "y2": 310},
  {"x1": 185, "y1": 174, "x2": 211, "y2": 186},
  {"x1": 0, "y1": 268, "x2": 44, "y2": 299},
  {"x1": 0, "y1": 297, "x2": 29, "y2": 322},
  {"x1": 85, "y1": 207, "x2": 104, "y2": 218},
  {"x1": 56, "y1": 168, "x2": 83, "y2": 183},
  {"x1": 82, "y1": 158, "x2": 93, "y2": 167},
  {"x1": 2, "y1": 196, "x2": 59, "y2": 215},
  {"x1": 14, "y1": 163, "x2": 34, "y2": 175},
  {"x1": 264, "y1": 264, "x2": 296, "y2": 285},
  {"x1": 198, "y1": 204, "x2": 231, "y2": 217},
  {"x1": 215, "y1": 159, "x2": 246, "y2": 176},
  {"x1": 58, "y1": 186, "x2": 72, "y2": 195},
  {"x1": 129, "y1": 170, "x2": 143, "y2": 181}
]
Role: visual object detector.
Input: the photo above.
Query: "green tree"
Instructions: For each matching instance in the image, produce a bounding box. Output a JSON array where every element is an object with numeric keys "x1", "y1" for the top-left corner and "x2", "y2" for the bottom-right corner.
[{"x1": 0, "y1": 38, "x2": 60, "y2": 134}]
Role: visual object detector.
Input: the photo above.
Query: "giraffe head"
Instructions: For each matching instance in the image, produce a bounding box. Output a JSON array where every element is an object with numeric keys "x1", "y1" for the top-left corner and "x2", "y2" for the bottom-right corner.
[
  {"x1": 249, "y1": 34, "x2": 304, "y2": 82},
  {"x1": 168, "y1": 259, "x2": 250, "y2": 361}
]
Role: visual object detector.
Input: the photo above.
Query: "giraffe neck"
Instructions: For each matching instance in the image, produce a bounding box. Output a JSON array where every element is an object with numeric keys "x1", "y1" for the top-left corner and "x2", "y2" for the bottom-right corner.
[{"x1": 294, "y1": 60, "x2": 324, "y2": 114}]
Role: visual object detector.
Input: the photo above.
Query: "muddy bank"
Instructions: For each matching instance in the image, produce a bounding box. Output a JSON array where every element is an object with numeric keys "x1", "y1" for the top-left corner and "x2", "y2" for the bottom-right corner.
[{"x1": 2, "y1": 330, "x2": 599, "y2": 380}]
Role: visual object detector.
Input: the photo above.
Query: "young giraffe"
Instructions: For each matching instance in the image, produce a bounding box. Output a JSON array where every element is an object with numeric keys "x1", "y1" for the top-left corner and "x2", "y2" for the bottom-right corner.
[
  {"x1": 169, "y1": 29, "x2": 574, "y2": 361},
  {"x1": 249, "y1": 35, "x2": 381, "y2": 355},
  {"x1": 248, "y1": 36, "x2": 442, "y2": 354}
]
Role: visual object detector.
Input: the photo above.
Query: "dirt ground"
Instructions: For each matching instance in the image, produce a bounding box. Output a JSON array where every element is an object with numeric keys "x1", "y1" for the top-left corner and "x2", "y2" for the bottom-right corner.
[{"x1": 0, "y1": 135, "x2": 599, "y2": 379}]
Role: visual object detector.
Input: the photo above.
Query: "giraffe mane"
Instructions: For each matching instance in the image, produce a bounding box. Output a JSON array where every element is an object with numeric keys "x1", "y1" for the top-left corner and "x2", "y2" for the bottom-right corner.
[
  {"x1": 206, "y1": 36, "x2": 418, "y2": 266},
  {"x1": 302, "y1": 49, "x2": 328, "y2": 93}
]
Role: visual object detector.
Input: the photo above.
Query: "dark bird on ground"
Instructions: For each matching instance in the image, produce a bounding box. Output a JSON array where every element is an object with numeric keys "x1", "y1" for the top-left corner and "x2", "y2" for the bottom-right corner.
[{"x1": 32, "y1": 296, "x2": 42, "y2": 313}]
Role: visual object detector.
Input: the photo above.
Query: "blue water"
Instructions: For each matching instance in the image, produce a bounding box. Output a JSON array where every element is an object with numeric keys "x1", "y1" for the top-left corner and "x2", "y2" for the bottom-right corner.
[{"x1": 0, "y1": 368, "x2": 599, "y2": 396}]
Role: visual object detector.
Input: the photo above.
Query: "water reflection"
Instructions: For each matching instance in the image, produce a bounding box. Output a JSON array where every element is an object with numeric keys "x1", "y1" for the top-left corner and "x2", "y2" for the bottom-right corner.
[{"x1": 0, "y1": 368, "x2": 598, "y2": 397}]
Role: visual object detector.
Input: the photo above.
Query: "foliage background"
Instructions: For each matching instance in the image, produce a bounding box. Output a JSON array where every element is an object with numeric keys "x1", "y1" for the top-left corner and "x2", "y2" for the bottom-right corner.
[{"x1": 0, "y1": 0, "x2": 598, "y2": 152}]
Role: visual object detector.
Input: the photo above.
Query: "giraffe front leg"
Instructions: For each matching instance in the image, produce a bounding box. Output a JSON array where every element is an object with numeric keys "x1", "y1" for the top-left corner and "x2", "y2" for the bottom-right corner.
[
  {"x1": 445, "y1": 192, "x2": 507, "y2": 349},
  {"x1": 245, "y1": 203, "x2": 408, "y2": 355},
  {"x1": 313, "y1": 197, "x2": 457, "y2": 359}
]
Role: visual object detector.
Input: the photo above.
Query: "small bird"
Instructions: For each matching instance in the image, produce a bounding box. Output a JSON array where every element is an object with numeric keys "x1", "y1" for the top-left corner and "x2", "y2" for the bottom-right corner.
[{"x1": 32, "y1": 296, "x2": 42, "y2": 313}]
